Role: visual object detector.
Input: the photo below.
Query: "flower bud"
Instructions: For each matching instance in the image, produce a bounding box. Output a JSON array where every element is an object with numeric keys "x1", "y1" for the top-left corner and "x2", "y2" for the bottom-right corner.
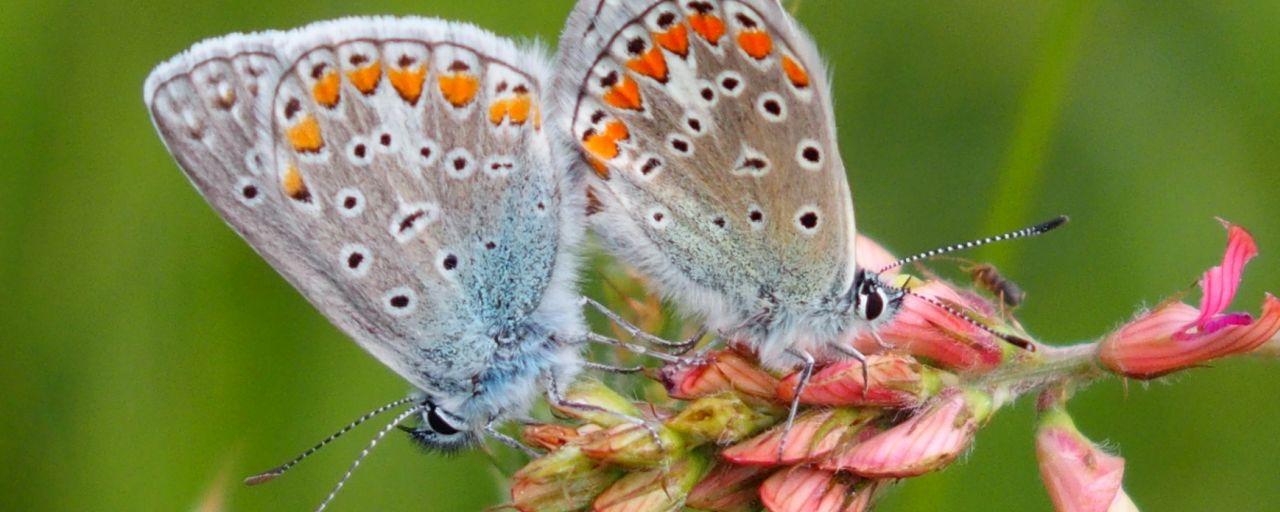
[
  {"x1": 776, "y1": 354, "x2": 942, "y2": 408},
  {"x1": 759, "y1": 466, "x2": 867, "y2": 512},
  {"x1": 823, "y1": 389, "x2": 992, "y2": 477},
  {"x1": 723, "y1": 408, "x2": 875, "y2": 466},
  {"x1": 1036, "y1": 406, "x2": 1128, "y2": 512},
  {"x1": 686, "y1": 463, "x2": 771, "y2": 512},
  {"x1": 510, "y1": 445, "x2": 622, "y2": 512},
  {"x1": 551, "y1": 378, "x2": 643, "y2": 427},
  {"x1": 660, "y1": 349, "x2": 780, "y2": 400},
  {"x1": 578, "y1": 422, "x2": 684, "y2": 468},
  {"x1": 521, "y1": 423, "x2": 594, "y2": 451},
  {"x1": 665, "y1": 392, "x2": 779, "y2": 445},
  {"x1": 591, "y1": 451, "x2": 710, "y2": 512},
  {"x1": 1100, "y1": 221, "x2": 1280, "y2": 378}
]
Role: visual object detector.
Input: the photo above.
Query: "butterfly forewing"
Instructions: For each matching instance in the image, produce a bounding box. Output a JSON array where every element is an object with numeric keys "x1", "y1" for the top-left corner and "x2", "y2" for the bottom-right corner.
[
  {"x1": 553, "y1": 0, "x2": 857, "y2": 355},
  {"x1": 147, "y1": 18, "x2": 580, "y2": 419}
]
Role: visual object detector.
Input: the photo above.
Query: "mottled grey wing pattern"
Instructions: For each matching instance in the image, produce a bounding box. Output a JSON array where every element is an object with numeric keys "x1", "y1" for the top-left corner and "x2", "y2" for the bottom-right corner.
[
  {"x1": 146, "y1": 18, "x2": 579, "y2": 406},
  {"x1": 552, "y1": 0, "x2": 858, "y2": 357}
]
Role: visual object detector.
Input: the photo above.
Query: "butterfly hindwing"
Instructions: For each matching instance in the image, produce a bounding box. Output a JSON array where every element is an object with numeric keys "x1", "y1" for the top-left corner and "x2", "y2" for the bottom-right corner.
[
  {"x1": 553, "y1": 0, "x2": 857, "y2": 357},
  {"x1": 147, "y1": 17, "x2": 581, "y2": 420}
]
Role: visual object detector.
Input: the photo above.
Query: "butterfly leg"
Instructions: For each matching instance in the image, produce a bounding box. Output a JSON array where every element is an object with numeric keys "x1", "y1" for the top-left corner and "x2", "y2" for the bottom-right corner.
[
  {"x1": 483, "y1": 421, "x2": 542, "y2": 458},
  {"x1": 581, "y1": 296, "x2": 704, "y2": 354},
  {"x1": 833, "y1": 343, "x2": 871, "y2": 400},
  {"x1": 584, "y1": 361, "x2": 646, "y2": 374},
  {"x1": 585, "y1": 332, "x2": 690, "y2": 364},
  {"x1": 777, "y1": 348, "x2": 816, "y2": 462}
]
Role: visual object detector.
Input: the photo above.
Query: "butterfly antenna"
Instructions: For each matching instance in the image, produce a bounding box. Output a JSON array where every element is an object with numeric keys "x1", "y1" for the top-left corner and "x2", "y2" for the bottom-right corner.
[
  {"x1": 315, "y1": 405, "x2": 424, "y2": 512},
  {"x1": 876, "y1": 215, "x2": 1069, "y2": 273},
  {"x1": 899, "y1": 288, "x2": 1036, "y2": 351},
  {"x1": 244, "y1": 397, "x2": 417, "y2": 486}
]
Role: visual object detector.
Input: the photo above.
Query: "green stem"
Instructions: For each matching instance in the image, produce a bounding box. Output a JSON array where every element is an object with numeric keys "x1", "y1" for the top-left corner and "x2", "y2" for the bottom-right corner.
[{"x1": 972, "y1": 342, "x2": 1106, "y2": 405}]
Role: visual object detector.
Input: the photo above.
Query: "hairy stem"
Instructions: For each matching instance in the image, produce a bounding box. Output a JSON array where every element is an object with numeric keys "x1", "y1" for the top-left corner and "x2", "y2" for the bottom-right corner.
[{"x1": 973, "y1": 342, "x2": 1106, "y2": 405}]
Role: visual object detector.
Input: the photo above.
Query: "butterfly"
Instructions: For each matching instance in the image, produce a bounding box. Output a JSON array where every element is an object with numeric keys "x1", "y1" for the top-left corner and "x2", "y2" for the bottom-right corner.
[
  {"x1": 551, "y1": 0, "x2": 899, "y2": 371},
  {"x1": 549, "y1": 1, "x2": 1060, "y2": 384},
  {"x1": 144, "y1": 16, "x2": 602, "y2": 507}
]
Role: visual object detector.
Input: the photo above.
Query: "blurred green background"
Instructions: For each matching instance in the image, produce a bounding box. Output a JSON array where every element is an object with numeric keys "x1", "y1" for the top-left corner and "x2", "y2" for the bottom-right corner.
[{"x1": 2, "y1": 0, "x2": 1278, "y2": 510}]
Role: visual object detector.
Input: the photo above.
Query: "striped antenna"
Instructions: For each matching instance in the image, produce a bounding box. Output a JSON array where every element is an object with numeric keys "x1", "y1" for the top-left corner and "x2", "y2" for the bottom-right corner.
[
  {"x1": 899, "y1": 288, "x2": 1036, "y2": 351},
  {"x1": 316, "y1": 405, "x2": 425, "y2": 512},
  {"x1": 876, "y1": 215, "x2": 1069, "y2": 273},
  {"x1": 244, "y1": 396, "x2": 417, "y2": 486}
]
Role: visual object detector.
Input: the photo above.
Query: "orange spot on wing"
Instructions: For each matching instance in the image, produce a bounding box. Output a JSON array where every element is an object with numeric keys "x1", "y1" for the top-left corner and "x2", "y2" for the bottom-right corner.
[
  {"x1": 689, "y1": 14, "x2": 726, "y2": 45},
  {"x1": 488, "y1": 94, "x2": 535, "y2": 126},
  {"x1": 312, "y1": 71, "x2": 341, "y2": 108},
  {"x1": 286, "y1": 115, "x2": 323, "y2": 153},
  {"x1": 626, "y1": 47, "x2": 669, "y2": 83},
  {"x1": 281, "y1": 165, "x2": 310, "y2": 201},
  {"x1": 582, "y1": 119, "x2": 630, "y2": 167},
  {"x1": 781, "y1": 55, "x2": 811, "y2": 88},
  {"x1": 438, "y1": 73, "x2": 480, "y2": 107},
  {"x1": 507, "y1": 95, "x2": 532, "y2": 124},
  {"x1": 654, "y1": 24, "x2": 690, "y2": 57},
  {"x1": 347, "y1": 62, "x2": 382, "y2": 95},
  {"x1": 603, "y1": 119, "x2": 629, "y2": 141},
  {"x1": 737, "y1": 30, "x2": 773, "y2": 60},
  {"x1": 388, "y1": 66, "x2": 426, "y2": 105},
  {"x1": 603, "y1": 75, "x2": 644, "y2": 111},
  {"x1": 488, "y1": 99, "x2": 511, "y2": 125}
]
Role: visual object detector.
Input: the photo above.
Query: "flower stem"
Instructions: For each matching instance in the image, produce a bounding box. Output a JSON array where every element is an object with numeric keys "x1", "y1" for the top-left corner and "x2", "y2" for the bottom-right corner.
[{"x1": 973, "y1": 342, "x2": 1106, "y2": 404}]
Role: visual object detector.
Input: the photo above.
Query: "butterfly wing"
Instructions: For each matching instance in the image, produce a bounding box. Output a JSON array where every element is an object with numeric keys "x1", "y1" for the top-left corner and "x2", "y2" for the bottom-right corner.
[
  {"x1": 147, "y1": 18, "x2": 581, "y2": 413},
  {"x1": 552, "y1": 1, "x2": 857, "y2": 352}
]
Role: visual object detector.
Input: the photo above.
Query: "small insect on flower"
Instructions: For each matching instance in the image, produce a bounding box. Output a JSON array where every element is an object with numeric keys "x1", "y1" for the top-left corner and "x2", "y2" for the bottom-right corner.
[{"x1": 967, "y1": 262, "x2": 1027, "y2": 309}]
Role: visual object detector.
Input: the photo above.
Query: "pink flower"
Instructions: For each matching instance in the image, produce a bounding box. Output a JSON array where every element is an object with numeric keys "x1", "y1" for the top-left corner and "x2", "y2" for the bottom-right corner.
[
  {"x1": 1099, "y1": 221, "x2": 1280, "y2": 379},
  {"x1": 758, "y1": 466, "x2": 871, "y2": 512},
  {"x1": 852, "y1": 280, "x2": 1006, "y2": 372},
  {"x1": 660, "y1": 349, "x2": 780, "y2": 401},
  {"x1": 722, "y1": 408, "x2": 876, "y2": 466},
  {"x1": 1036, "y1": 406, "x2": 1128, "y2": 512},
  {"x1": 687, "y1": 463, "x2": 771, "y2": 512},
  {"x1": 821, "y1": 388, "x2": 992, "y2": 478},
  {"x1": 775, "y1": 354, "x2": 941, "y2": 408}
]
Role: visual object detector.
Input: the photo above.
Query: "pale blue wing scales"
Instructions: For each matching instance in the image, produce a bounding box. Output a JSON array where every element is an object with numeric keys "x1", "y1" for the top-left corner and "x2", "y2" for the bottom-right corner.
[{"x1": 147, "y1": 17, "x2": 583, "y2": 423}]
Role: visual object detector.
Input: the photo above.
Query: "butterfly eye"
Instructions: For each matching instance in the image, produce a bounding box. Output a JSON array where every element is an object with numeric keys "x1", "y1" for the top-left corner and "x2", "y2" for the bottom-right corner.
[
  {"x1": 427, "y1": 407, "x2": 461, "y2": 436},
  {"x1": 863, "y1": 290, "x2": 885, "y2": 321}
]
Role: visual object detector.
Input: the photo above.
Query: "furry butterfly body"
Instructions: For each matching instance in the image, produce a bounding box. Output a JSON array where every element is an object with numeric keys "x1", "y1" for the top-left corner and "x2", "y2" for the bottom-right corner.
[{"x1": 145, "y1": 17, "x2": 585, "y2": 449}]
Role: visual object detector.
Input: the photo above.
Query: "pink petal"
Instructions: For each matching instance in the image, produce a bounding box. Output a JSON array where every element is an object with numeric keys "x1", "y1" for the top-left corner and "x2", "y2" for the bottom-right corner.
[
  {"x1": 1101, "y1": 294, "x2": 1280, "y2": 379},
  {"x1": 822, "y1": 389, "x2": 991, "y2": 478},
  {"x1": 852, "y1": 280, "x2": 1004, "y2": 372},
  {"x1": 776, "y1": 354, "x2": 934, "y2": 408},
  {"x1": 1036, "y1": 410, "x2": 1126, "y2": 512},
  {"x1": 855, "y1": 234, "x2": 899, "y2": 275},
  {"x1": 1199, "y1": 312, "x2": 1253, "y2": 335},
  {"x1": 759, "y1": 466, "x2": 861, "y2": 512},
  {"x1": 661, "y1": 349, "x2": 780, "y2": 401},
  {"x1": 1180, "y1": 220, "x2": 1258, "y2": 338},
  {"x1": 687, "y1": 463, "x2": 771, "y2": 512},
  {"x1": 723, "y1": 409, "x2": 872, "y2": 466}
]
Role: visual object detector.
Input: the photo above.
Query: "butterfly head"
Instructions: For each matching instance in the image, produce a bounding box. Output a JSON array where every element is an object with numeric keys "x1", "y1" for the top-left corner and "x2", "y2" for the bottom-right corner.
[
  {"x1": 402, "y1": 400, "x2": 477, "y2": 452},
  {"x1": 852, "y1": 269, "x2": 904, "y2": 328}
]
